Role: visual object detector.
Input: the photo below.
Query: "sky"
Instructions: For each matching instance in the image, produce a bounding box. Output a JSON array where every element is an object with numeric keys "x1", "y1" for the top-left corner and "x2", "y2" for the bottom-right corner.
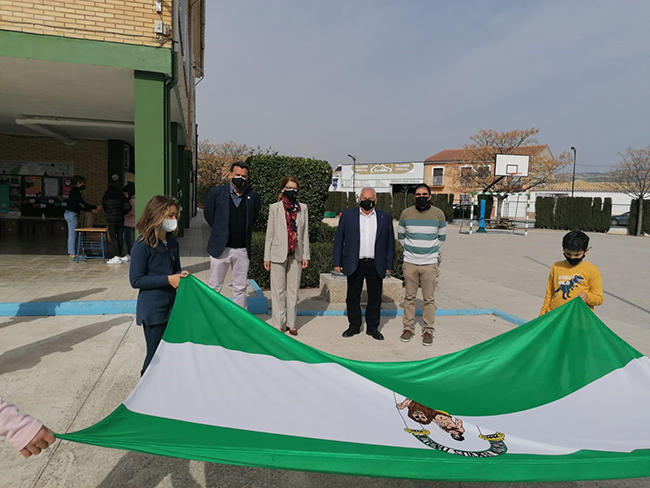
[{"x1": 196, "y1": 1, "x2": 650, "y2": 172}]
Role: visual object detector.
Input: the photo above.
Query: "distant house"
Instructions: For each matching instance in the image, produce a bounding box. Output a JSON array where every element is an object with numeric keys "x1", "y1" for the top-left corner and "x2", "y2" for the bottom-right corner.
[{"x1": 424, "y1": 145, "x2": 553, "y2": 204}]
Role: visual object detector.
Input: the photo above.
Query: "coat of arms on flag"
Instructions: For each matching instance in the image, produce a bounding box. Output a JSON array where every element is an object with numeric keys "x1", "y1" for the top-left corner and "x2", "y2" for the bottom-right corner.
[{"x1": 57, "y1": 276, "x2": 650, "y2": 482}]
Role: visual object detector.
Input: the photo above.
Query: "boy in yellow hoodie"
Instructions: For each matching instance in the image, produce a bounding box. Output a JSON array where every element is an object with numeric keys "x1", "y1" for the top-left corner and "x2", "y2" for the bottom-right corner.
[{"x1": 540, "y1": 230, "x2": 604, "y2": 315}]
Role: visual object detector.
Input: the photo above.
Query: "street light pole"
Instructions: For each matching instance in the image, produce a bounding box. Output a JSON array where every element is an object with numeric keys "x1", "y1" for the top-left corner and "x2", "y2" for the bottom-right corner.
[
  {"x1": 347, "y1": 154, "x2": 357, "y2": 197},
  {"x1": 570, "y1": 147, "x2": 577, "y2": 197}
]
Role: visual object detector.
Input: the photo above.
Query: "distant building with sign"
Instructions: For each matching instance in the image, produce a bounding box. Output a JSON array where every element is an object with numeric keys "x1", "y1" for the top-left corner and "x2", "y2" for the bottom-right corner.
[{"x1": 330, "y1": 162, "x2": 425, "y2": 195}]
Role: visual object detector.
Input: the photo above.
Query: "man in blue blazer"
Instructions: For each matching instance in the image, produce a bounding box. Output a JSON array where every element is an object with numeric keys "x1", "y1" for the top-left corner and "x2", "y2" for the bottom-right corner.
[
  {"x1": 204, "y1": 161, "x2": 260, "y2": 309},
  {"x1": 333, "y1": 187, "x2": 395, "y2": 340}
]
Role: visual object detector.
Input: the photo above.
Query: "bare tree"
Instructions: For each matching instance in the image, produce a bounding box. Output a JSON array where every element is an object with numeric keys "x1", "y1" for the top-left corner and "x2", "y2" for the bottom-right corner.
[
  {"x1": 610, "y1": 146, "x2": 650, "y2": 236},
  {"x1": 197, "y1": 140, "x2": 275, "y2": 189},
  {"x1": 461, "y1": 128, "x2": 570, "y2": 218}
]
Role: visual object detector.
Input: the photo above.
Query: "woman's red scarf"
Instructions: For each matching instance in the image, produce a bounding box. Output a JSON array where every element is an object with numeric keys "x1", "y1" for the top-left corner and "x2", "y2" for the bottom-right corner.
[{"x1": 282, "y1": 197, "x2": 301, "y2": 254}]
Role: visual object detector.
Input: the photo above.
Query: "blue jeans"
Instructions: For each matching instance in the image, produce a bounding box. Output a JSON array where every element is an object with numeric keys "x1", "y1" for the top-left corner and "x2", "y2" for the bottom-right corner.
[
  {"x1": 123, "y1": 226, "x2": 134, "y2": 254},
  {"x1": 64, "y1": 210, "x2": 79, "y2": 255}
]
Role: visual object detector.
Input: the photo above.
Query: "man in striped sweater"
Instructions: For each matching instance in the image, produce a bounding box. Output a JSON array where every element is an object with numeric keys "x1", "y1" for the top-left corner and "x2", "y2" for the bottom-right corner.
[{"x1": 397, "y1": 183, "x2": 447, "y2": 346}]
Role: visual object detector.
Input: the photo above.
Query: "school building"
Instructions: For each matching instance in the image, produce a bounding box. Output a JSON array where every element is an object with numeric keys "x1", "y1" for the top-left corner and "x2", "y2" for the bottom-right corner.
[{"x1": 0, "y1": 0, "x2": 205, "y2": 241}]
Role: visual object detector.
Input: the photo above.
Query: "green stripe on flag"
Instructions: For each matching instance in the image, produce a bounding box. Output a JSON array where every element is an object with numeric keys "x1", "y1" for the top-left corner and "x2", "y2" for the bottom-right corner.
[{"x1": 57, "y1": 405, "x2": 650, "y2": 482}]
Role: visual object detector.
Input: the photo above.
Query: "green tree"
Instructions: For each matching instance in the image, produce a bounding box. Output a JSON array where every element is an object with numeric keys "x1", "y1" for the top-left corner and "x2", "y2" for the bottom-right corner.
[{"x1": 610, "y1": 146, "x2": 650, "y2": 236}]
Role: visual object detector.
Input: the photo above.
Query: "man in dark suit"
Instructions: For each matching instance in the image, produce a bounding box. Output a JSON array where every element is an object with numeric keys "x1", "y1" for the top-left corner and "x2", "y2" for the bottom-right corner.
[
  {"x1": 333, "y1": 187, "x2": 395, "y2": 340},
  {"x1": 204, "y1": 161, "x2": 260, "y2": 309}
]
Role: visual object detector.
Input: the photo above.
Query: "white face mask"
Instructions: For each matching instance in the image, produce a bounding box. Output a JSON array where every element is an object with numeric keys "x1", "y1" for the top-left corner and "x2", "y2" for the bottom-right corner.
[{"x1": 161, "y1": 218, "x2": 177, "y2": 232}]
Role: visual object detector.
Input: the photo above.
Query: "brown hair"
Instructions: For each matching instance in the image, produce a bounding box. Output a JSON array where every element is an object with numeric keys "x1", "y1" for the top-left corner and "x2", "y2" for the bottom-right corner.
[
  {"x1": 407, "y1": 401, "x2": 450, "y2": 425},
  {"x1": 278, "y1": 176, "x2": 300, "y2": 201},
  {"x1": 136, "y1": 195, "x2": 179, "y2": 248}
]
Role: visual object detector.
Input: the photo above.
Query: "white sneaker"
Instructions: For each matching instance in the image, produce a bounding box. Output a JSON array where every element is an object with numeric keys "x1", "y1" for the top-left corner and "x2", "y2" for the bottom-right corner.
[
  {"x1": 106, "y1": 256, "x2": 122, "y2": 265},
  {"x1": 120, "y1": 255, "x2": 131, "y2": 263}
]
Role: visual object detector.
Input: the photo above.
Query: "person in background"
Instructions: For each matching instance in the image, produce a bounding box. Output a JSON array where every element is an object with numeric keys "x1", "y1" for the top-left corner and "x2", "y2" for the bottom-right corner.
[
  {"x1": 0, "y1": 396, "x2": 55, "y2": 457},
  {"x1": 64, "y1": 175, "x2": 99, "y2": 259},
  {"x1": 204, "y1": 161, "x2": 261, "y2": 310},
  {"x1": 333, "y1": 187, "x2": 395, "y2": 341},
  {"x1": 130, "y1": 195, "x2": 189, "y2": 375},
  {"x1": 264, "y1": 176, "x2": 310, "y2": 335},
  {"x1": 122, "y1": 181, "x2": 136, "y2": 260},
  {"x1": 103, "y1": 182, "x2": 131, "y2": 265}
]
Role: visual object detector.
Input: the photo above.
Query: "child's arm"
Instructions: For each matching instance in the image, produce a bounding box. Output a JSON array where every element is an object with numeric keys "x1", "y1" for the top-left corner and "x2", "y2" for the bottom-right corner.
[
  {"x1": 0, "y1": 396, "x2": 55, "y2": 456},
  {"x1": 129, "y1": 243, "x2": 170, "y2": 290},
  {"x1": 539, "y1": 267, "x2": 555, "y2": 315},
  {"x1": 584, "y1": 267, "x2": 604, "y2": 307}
]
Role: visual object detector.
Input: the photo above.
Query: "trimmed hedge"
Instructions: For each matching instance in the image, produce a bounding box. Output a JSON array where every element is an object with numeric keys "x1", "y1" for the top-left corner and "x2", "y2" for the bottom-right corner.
[
  {"x1": 376, "y1": 192, "x2": 392, "y2": 213},
  {"x1": 628, "y1": 199, "x2": 650, "y2": 235},
  {"x1": 431, "y1": 194, "x2": 454, "y2": 222},
  {"x1": 247, "y1": 155, "x2": 332, "y2": 240},
  {"x1": 534, "y1": 196, "x2": 611, "y2": 232}
]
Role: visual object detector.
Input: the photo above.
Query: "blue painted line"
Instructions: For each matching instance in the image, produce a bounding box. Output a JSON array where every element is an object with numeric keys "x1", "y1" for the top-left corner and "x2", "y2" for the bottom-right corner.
[
  {"x1": 0, "y1": 289, "x2": 527, "y2": 327},
  {"x1": 0, "y1": 300, "x2": 137, "y2": 317},
  {"x1": 295, "y1": 308, "x2": 525, "y2": 326}
]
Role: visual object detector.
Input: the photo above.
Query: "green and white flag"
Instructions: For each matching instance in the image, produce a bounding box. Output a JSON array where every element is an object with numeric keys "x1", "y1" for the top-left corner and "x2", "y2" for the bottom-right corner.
[{"x1": 58, "y1": 276, "x2": 650, "y2": 482}]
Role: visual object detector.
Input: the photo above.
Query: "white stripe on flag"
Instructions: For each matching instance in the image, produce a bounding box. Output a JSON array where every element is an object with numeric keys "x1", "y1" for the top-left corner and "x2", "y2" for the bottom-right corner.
[{"x1": 125, "y1": 342, "x2": 650, "y2": 455}]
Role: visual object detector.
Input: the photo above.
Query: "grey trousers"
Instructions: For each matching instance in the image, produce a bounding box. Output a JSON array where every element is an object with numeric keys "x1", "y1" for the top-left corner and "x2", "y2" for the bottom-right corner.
[{"x1": 270, "y1": 258, "x2": 302, "y2": 331}]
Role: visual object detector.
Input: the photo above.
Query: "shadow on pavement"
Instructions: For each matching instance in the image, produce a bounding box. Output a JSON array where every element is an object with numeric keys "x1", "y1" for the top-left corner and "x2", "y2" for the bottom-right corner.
[
  {"x1": 97, "y1": 451, "x2": 459, "y2": 488},
  {"x1": 1, "y1": 288, "x2": 108, "y2": 329},
  {"x1": 183, "y1": 261, "x2": 211, "y2": 274},
  {"x1": 0, "y1": 316, "x2": 131, "y2": 375},
  {"x1": 97, "y1": 452, "x2": 202, "y2": 488}
]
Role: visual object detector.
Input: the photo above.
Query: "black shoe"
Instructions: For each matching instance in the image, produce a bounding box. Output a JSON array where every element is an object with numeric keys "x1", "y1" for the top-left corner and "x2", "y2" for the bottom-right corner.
[
  {"x1": 342, "y1": 327, "x2": 361, "y2": 338},
  {"x1": 366, "y1": 329, "x2": 384, "y2": 341}
]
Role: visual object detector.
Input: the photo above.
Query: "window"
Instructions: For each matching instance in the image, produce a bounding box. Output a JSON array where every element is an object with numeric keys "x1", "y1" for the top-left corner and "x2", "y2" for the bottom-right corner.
[{"x1": 432, "y1": 167, "x2": 444, "y2": 186}]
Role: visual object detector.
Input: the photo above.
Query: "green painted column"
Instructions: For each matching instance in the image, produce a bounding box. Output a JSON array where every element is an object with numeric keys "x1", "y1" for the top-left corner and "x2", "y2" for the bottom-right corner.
[{"x1": 134, "y1": 71, "x2": 167, "y2": 220}]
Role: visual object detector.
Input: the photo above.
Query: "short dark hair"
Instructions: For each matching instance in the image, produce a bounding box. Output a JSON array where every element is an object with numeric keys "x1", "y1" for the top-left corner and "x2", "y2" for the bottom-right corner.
[
  {"x1": 563, "y1": 230, "x2": 589, "y2": 251},
  {"x1": 414, "y1": 183, "x2": 431, "y2": 195},
  {"x1": 72, "y1": 175, "x2": 86, "y2": 185},
  {"x1": 230, "y1": 161, "x2": 250, "y2": 173}
]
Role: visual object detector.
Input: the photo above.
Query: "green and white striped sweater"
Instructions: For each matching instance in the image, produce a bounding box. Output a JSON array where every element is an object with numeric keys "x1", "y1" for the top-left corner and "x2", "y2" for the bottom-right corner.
[{"x1": 397, "y1": 205, "x2": 447, "y2": 265}]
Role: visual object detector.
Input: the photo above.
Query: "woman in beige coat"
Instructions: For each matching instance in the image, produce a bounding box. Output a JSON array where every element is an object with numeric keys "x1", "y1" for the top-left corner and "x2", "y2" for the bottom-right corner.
[{"x1": 264, "y1": 176, "x2": 310, "y2": 335}]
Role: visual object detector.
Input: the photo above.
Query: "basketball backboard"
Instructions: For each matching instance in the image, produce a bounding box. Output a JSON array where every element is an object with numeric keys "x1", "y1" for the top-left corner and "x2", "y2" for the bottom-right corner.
[{"x1": 495, "y1": 154, "x2": 529, "y2": 177}]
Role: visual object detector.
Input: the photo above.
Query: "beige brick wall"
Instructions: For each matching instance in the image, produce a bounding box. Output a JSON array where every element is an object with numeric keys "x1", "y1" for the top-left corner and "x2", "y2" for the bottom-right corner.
[
  {"x1": 0, "y1": 133, "x2": 108, "y2": 224},
  {"x1": 0, "y1": 0, "x2": 173, "y2": 47}
]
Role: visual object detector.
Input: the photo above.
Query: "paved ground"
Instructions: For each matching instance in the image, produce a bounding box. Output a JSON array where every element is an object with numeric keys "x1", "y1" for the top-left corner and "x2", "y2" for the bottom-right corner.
[{"x1": 1, "y1": 212, "x2": 649, "y2": 487}]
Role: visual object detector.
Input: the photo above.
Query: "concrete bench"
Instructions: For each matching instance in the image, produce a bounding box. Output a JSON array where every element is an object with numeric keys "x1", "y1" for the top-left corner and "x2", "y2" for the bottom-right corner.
[{"x1": 319, "y1": 273, "x2": 404, "y2": 304}]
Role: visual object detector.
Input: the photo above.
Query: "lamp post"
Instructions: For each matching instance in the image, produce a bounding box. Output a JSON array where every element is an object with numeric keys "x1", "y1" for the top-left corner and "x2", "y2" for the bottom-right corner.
[
  {"x1": 347, "y1": 154, "x2": 357, "y2": 197},
  {"x1": 570, "y1": 147, "x2": 577, "y2": 197}
]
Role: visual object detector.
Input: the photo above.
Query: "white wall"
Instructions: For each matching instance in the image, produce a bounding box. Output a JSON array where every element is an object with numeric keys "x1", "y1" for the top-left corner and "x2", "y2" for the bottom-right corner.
[{"x1": 498, "y1": 191, "x2": 634, "y2": 219}]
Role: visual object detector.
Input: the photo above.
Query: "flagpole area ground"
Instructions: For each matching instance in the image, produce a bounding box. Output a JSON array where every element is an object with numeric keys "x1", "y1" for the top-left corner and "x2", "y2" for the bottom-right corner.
[{"x1": 1, "y1": 211, "x2": 650, "y2": 487}]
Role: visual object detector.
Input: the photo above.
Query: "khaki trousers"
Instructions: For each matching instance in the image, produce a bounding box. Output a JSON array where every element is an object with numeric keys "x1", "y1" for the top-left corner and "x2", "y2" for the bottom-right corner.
[
  {"x1": 270, "y1": 258, "x2": 302, "y2": 331},
  {"x1": 403, "y1": 262, "x2": 437, "y2": 332}
]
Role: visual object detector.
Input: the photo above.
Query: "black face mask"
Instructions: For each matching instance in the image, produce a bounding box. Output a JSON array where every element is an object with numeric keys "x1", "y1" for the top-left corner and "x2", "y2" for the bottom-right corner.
[
  {"x1": 415, "y1": 197, "x2": 431, "y2": 210},
  {"x1": 564, "y1": 254, "x2": 584, "y2": 266},
  {"x1": 359, "y1": 199, "x2": 376, "y2": 211},
  {"x1": 79, "y1": 185, "x2": 86, "y2": 191},
  {"x1": 231, "y1": 176, "x2": 246, "y2": 190},
  {"x1": 283, "y1": 189, "x2": 297, "y2": 202}
]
